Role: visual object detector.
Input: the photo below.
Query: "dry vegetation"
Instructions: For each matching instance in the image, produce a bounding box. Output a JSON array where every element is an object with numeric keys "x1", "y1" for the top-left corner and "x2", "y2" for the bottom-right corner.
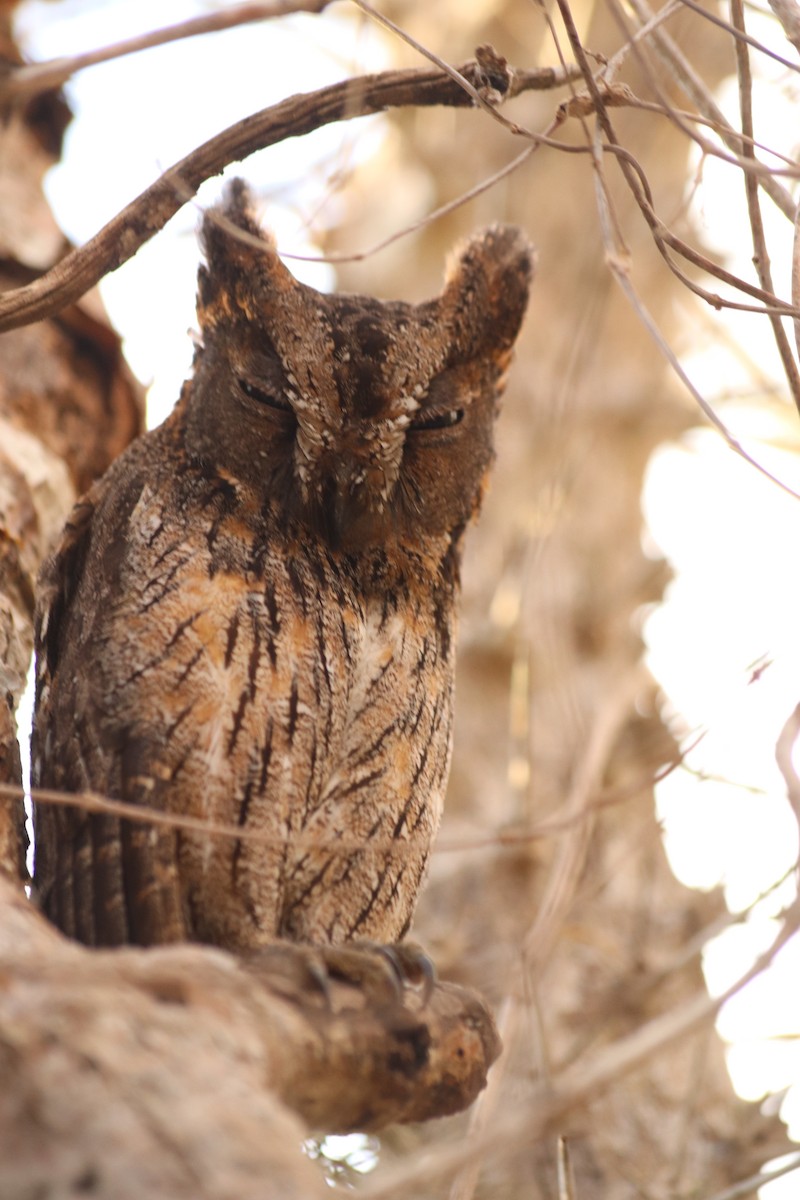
[{"x1": 1, "y1": 0, "x2": 800, "y2": 1196}]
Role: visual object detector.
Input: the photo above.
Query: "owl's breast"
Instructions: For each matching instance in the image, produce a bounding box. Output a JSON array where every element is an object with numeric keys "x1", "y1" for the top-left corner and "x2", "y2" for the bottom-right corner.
[{"x1": 94, "y1": 491, "x2": 456, "y2": 944}]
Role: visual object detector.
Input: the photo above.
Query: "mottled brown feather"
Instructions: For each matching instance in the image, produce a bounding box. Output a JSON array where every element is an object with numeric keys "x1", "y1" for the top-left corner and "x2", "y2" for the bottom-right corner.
[{"x1": 32, "y1": 180, "x2": 534, "y2": 949}]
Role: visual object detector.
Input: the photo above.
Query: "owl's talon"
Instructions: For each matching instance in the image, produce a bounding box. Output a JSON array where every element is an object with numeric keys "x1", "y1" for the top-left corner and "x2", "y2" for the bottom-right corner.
[
  {"x1": 242, "y1": 943, "x2": 335, "y2": 1008},
  {"x1": 247, "y1": 941, "x2": 439, "y2": 1010},
  {"x1": 375, "y1": 942, "x2": 437, "y2": 1005}
]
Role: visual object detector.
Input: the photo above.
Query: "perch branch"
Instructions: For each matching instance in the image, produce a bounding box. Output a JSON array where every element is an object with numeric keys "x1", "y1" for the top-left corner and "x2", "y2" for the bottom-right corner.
[{"x1": 0, "y1": 875, "x2": 499, "y2": 1194}]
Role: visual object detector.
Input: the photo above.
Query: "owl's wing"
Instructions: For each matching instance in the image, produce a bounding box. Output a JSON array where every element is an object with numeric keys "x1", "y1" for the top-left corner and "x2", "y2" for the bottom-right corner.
[
  {"x1": 32, "y1": 484, "x2": 109, "y2": 940},
  {"x1": 31, "y1": 460, "x2": 187, "y2": 948}
]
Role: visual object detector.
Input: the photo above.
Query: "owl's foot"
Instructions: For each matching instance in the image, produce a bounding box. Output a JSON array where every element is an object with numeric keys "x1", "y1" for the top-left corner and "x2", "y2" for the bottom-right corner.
[
  {"x1": 366, "y1": 940, "x2": 436, "y2": 1003},
  {"x1": 241, "y1": 940, "x2": 436, "y2": 1011}
]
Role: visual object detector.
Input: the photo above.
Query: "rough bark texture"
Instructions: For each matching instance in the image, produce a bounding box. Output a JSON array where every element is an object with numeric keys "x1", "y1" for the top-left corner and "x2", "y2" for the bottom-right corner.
[
  {"x1": 0, "y1": 874, "x2": 499, "y2": 1198},
  {"x1": 0, "y1": 7, "x2": 143, "y2": 882}
]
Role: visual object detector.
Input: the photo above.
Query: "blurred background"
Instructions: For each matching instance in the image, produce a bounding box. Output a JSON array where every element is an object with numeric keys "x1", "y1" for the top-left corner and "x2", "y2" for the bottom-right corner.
[{"x1": 7, "y1": 0, "x2": 800, "y2": 1195}]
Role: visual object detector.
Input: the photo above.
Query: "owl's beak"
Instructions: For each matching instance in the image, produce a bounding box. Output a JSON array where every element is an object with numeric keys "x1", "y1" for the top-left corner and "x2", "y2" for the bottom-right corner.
[{"x1": 315, "y1": 459, "x2": 389, "y2": 552}]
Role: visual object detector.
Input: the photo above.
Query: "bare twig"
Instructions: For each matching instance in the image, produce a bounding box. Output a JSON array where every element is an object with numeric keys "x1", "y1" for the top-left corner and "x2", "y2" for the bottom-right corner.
[
  {"x1": 775, "y1": 703, "x2": 800, "y2": 839},
  {"x1": 557, "y1": 0, "x2": 800, "y2": 495},
  {"x1": 607, "y1": 0, "x2": 800, "y2": 180},
  {"x1": 3, "y1": 1, "x2": 333, "y2": 101},
  {"x1": 557, "y1": 1138, "x2": 577, "y2": 1200},
  {"x1": 283, "y1": 142, "x2": 541, "y2": 264},
  {"x1": 679, "y1": 0, "x2": 800, "y2": 70},
  {"x1": 792, "y1": 201, "x2": 800, "y2": 360},
  {"x1": 348, "y1": 0, "x2": 519, "y2": 126},
  {"x1": 0, "y1": 733, "x2": 695, "y2": 857},
  {"x1": 602, "y1": 194, "x2": 800, "y2": 498},
  {"x1": 731, "y1": 0, "x2": 800, "y2": 413},
  {"x1": 556, "y1": 0, "x2": 796, "y2": 320},
  {"x1": 0, "y1": 57, "x2": 575, "y2": 334},
  {"x1": 627, "y1": 0, "x2": 797, "y2": 220},
  {"x1": 702, "y1": 1153, "x2": 800, "y2": 1200},
  {"x1": 448, "y1": 670, "x2": 643, "y2": 1200}
]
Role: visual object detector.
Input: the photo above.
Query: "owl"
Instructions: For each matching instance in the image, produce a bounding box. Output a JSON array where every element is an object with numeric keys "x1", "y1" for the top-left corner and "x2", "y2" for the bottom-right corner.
[{"x1": 31, "y1": 180, "x2": 534, "y2": 951}]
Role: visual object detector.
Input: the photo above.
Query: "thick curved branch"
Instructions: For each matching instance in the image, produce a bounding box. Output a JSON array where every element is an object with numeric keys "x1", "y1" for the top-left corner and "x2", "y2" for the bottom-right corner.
[
  {"x1": 0, "y1": 57, "x2": 575, "y2": 334},
  {"x1": 1, "y1": 878, "x2": 500, "y2": 1196}
]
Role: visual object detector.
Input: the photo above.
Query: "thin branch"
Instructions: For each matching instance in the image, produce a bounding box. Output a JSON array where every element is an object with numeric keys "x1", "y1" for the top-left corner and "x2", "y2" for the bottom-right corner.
[
  {"x1": 627, "y1": 0, "x2": 797, "y2": 221},
  {"x1": 0, "y1": 731, "x2": 692, "y2": 856},
  {"x1": 605, "y1": 0, "x2": 800, "y2": 181},
  {"x1": 731, "y1": 0, "x2": 800, "y2": 414},
  {"x1": 556, "y1": 0, "x2": 800, "y2": 327},
  {"x1": 702, "y1": 1153, "x2": 800, "y2": 1200},
  {"x1": 557, "y1": 1139, "x2": 577, "y2": 1200},
  {"x1": 348, "y1": 1, "x2": 514, "y2": 126},
  {"x1": 283, "y1": 142, "x2": 541, "y2": 264},
  {"x1": 448, "y1": 670, "x2": 643, "y2": 1200},
  {"x1": 793, "y1": 201, "x2": 800, "y2": 360},
  {"x1": 603, "y1": 195, "x2": 800, "y2": 499},
  {"x1": 2, "y1": 38, "x2": 792, "y2": 335},
  {"x1": 558, "y1": 0, "x2": 800, "y2": 496},
  {"x1": 775, "y1": 703, "x2": 800, "y2": 841},
  {"x1": 679, "y1": 0, "x2": 800, "y2": 70},
  {"x1": 0, "y1": 56, "x2": 576, "y2": 334},
  {"x1": 3, "y1": 1, "x2": 334, "y2": 102}
]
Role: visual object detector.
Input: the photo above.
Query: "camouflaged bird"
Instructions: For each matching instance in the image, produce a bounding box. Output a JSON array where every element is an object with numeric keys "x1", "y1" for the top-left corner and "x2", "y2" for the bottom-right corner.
[{"x1": 31, "y1": 180, "x2": 534, "y2": 950}]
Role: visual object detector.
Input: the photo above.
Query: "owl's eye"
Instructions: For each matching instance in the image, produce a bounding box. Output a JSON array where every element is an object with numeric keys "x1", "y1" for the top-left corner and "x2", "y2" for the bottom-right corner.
[
  {"x1": 410, "y1": 407, "x2": 465, "y2": 432},
  {"x1": 237, "y1": 377, "x2": 293, "y2": 414}
]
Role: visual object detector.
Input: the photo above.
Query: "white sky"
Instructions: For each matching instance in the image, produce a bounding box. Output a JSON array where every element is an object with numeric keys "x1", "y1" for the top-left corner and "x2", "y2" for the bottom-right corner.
[{"x1": 14, "y1": 0, "x2": 800, "y2": 1192}]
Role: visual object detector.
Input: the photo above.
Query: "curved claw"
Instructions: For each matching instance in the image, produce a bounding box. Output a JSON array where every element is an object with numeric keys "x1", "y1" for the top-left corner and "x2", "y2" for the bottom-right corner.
[
  {"x1": 242, "y1": 940, "x2": 438, "y2": 1011},
  {"x1": 376, "y1": 942, "x2": 437, "y2": 1005}
]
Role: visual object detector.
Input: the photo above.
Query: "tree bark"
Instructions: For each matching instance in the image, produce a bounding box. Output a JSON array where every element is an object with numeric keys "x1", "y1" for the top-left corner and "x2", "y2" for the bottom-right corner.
[
  {"x1": 0, "y1": 874, "x2": 499, "y2": 1198},
  {"x1": 0, "y1": 8, "x2": 143, "y2": 882}
]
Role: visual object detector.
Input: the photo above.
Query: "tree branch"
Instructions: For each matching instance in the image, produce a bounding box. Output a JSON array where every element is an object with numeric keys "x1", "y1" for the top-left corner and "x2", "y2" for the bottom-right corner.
[
  {"x1": 2, "y1": 1, "x2": 334, "y2": 101},
  {"x1": 0, "y1": 877, "x2": 500, "y2": 1196},
  {"x1": 731, "y1": 0, "x2": 800, "y2": 414},
  {"x1": 0, "y1": 55, "x2": 575, "y2": 334}
]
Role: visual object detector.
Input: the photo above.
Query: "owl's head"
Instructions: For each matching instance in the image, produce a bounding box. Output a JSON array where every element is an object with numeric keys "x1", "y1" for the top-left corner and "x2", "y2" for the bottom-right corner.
[{"x1": 184, "y1": 179, "x2": 534, "y2": 554}]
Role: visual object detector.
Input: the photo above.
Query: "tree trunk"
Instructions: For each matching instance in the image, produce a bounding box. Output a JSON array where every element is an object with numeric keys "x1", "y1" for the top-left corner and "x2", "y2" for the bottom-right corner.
[{"x1": 0, "y1": 7, "x2": 142, "y2": 881}]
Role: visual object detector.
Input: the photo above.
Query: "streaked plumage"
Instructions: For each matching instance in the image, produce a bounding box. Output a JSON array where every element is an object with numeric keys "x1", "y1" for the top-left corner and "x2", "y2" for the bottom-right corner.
[{"x1": 32, "y1": 181, "x2": 533, "y2": 949}]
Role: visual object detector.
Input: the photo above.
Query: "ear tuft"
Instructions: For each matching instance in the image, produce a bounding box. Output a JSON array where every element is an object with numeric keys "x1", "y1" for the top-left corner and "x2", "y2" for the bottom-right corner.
[
  {"x1": 196, "y1": 178, "x2": 283, "y2": 328},
  {"x1": 442, "y1": 224, "x2": 535, "y2": 360}
]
